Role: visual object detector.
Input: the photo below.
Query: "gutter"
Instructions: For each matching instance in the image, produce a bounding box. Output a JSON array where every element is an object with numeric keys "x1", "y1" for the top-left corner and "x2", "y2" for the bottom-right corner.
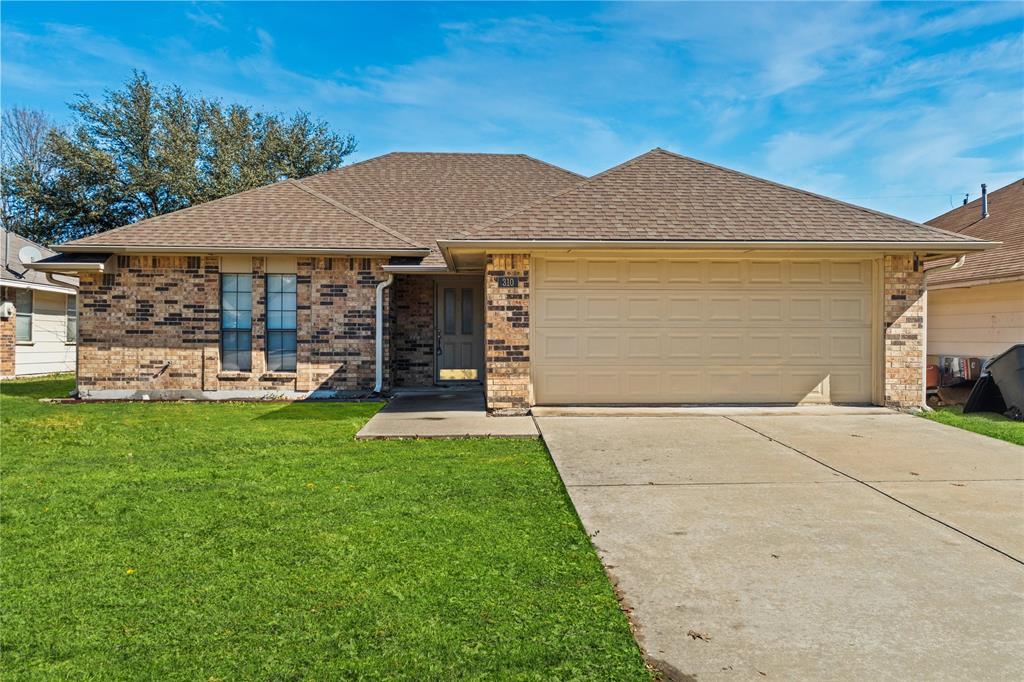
[
  {"x1": 0, "y1": 278, "x2": 78, "y2": 294},
  {"x1": 28, "y1": 261, "x2": 105, "y2": 274},
  {"x1": 438, "y1": 239, "x2": 999, "y2": 253},
  {"x1": 381, "y1": 264, "x2": 451, "y2": 274},
  {"x1": 373, "y1": 274, "x2": 395, "y2": 394},
  {"x1": 56, "y1": 244, "x2": 431, "y2": 256},
  {"x1": 927, "y1": 274, "x2": 1024, "y2": 291}
]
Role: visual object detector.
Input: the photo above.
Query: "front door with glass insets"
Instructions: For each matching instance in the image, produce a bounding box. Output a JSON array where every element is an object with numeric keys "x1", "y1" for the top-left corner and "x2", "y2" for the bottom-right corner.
[{"x1": 435, "y1": 278, "x2": 484, "y2": 382}]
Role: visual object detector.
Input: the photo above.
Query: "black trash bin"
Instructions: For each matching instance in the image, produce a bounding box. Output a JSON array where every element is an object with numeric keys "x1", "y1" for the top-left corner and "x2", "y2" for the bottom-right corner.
[{"x1": 963, "y1": 344, "x2": 1023, "y2": 419}]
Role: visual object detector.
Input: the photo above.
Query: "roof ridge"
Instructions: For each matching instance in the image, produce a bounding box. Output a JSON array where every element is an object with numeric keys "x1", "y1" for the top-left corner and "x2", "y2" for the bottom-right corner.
[
  {"x1": 649, "y1": 148, "x2": 982, "y2": 243},
  {"x1": 515, "y1": 153, "x2": 586, "y2": 179},
  {"x1": 457, "y1": 149, "x2": 665, "y2": 237},
  {"x1": 289, "y1": 180, "x2": 423, "y2": 248}
]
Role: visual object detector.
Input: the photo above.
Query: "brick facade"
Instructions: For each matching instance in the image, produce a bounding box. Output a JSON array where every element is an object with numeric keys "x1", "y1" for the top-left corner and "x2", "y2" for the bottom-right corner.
[
  {"x1": 390, "y1": 275, "x2": 435, "y2": 387},
  {"x1": 0, "y1": 287, "x2": 15, "y2": 377},
  {"x1": 484, "y1": 253, "x2": 532, "y2": 414},
  {"x1": 883, "y1": 255, "x2": 925, "y2": 410},
  {"x1": 77, "y1": 255, "x2": 390, "y2": 396}
]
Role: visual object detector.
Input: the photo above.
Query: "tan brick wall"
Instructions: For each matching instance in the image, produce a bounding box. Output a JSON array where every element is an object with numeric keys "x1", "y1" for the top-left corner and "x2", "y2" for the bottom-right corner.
[
  {"x1": 78, "y1": 255, "x2": 391, "y2": 395},
  {"x1": 0, "y1": 287, "x2": 15, "y2": 377},
  {"x1": 884, "y1": 255, "x2": 925, "y2": 410},
  {"x1": 391, "y1": 274, "x2": 435, "y2": 387},
  {"x1": 485, "y1": 254, "x2": 532, "y2": 414},
  {"x1": 296, "y1": 257, "x2": 390, "y2": 392}
]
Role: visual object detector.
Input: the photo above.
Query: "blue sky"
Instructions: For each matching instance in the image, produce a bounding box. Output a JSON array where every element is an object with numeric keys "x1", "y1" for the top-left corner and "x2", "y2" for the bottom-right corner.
[{"x1": 2, "y1": 1, "x2": 1022, "y2": 222}]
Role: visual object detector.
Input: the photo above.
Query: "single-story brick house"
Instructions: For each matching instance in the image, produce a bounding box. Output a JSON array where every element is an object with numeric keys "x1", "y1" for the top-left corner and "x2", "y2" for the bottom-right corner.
[
  {"x1": 924, "y1": 178, "x2": 1022, "y2": 365},
  {"x1": 30, "y1": 149, "x2": 994, "y2": 413}
]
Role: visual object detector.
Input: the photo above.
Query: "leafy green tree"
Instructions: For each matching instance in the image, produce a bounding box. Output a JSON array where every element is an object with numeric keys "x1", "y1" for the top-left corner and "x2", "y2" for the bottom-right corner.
[
  {"x1": 1, "y1": 107, "x2": 62, "y2": 243},
  {"x1": 2, "y1": 71, "x2": 356, "y2": 243}
]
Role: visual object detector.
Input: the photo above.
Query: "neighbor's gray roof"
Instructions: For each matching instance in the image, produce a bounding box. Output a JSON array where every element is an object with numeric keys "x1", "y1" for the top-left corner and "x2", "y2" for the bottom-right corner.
[
  {"x1": 462, "y1": 149, "x2": 988, "y2": 245},
  {"x1": 925, "y1": 178, "x2": 1023, "y2": 287},
  {"x1": 2, "y1": 229, "x2": 77, "y2": 289}
]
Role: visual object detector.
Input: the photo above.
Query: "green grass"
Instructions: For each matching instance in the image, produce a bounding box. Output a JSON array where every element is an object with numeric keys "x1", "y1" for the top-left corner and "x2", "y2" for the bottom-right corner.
[
  {"x1": 921, "y1": 405, "x2": 1024, "y2": 446},
  {"x1": 1, "y1": 376, "x2": 650, "y2": 680}
]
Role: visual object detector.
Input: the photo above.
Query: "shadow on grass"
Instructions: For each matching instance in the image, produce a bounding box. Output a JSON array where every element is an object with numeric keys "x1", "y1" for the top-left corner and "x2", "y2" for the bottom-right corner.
[
  {"x1": 256, "y1": 401, "x2": 382, "y2": 421},
  {"x1": 0, "y1": 375, "x2": 75, "y2": 400}
]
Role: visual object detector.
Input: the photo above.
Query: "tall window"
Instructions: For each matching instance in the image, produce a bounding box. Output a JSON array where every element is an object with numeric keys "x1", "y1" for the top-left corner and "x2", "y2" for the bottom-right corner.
[
  {"x1": 66, "y1": 294, "x2": 77, "y2": 343},
  {"x1": 14, "y1": 289, "x2": 32, "y2": 342},
  {"x1": 266, "y1": 274, "x2": 297, "y2": 371},
  {"x1": 221, "y1": 274, "x2": 252, "y2": 371}
]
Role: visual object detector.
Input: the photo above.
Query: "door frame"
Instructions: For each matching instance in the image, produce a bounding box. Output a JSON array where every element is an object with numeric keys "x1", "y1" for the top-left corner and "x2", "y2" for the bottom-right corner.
[{"x1": 433, "y1": 275, "x2": 485, "y2": 385}]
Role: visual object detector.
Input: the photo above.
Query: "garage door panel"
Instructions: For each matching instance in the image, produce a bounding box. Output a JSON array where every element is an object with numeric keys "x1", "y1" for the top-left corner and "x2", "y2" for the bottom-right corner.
[
  {"x1": 749, "y1": 260, "x2": 784, "y2": 283},
  {"x1": 831, "y1": 295, "x2": 869, "y2": 323},
  {"x1": 535, "y1": 327, "x2": 870, "y2": 365},
  {"x1": 666, "y1": 261, "x2": 703, "y2": 283},
  {"x1": 626, "y1": 260, "x2": 662, "y2": 283},
  {"x1": 624, "y1": 295, "x2": 661, "y2": 321},
  {"x1": 583, "y1": 259, "x2": 620, "y2": 283},
  {"x1": 830, "y1": 260, "x2": 872, "y2": 285},
  {"x1": 533, "y1": 256, "x2": 874, "y2": 404}
]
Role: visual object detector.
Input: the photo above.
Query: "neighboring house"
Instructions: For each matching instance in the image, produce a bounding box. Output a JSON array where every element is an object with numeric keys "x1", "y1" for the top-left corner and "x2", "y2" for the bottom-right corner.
[
  {"x1": 925, "y1": 179, "x2": 1023, "y2": 365},
  {"x1": 1, "y1": 229, "x2": 78, "y2": 378},
  {"x1": 29, "y1": 149, "x2": 993, "y2": 411}
]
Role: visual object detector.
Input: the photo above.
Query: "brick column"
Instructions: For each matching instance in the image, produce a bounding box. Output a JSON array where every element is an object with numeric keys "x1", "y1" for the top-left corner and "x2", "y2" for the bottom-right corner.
[
  {"x1": 883, "y1": 255, "x2": 925, "y2": 410},
  {"x1": 485, "y1": 253, "x2": 532, "y2": 415}
]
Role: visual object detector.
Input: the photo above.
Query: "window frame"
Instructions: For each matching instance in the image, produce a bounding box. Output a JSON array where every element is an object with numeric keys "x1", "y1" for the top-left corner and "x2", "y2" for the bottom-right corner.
[
  {"x1": 265, "y1": 273, "x2": 297, "y2": 372},
  {"x1": 220, "y1": 274, "x2": 253, "y2": 372},
  {"x1": 14, "y1": 289, "x2": 32, "y2": 342},
  {"x1": 66, "y1": 294, "x2": 77, "y2": 343}
]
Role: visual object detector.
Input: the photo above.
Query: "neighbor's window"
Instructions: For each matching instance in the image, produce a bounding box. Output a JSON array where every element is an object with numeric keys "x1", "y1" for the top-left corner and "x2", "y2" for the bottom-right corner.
[
  {"x1": 14, "y1": 289, "x2": 32, "y2": 342},
  {"x1": 221, "y1": 274, "x2": 252, "y2": 371},
  {"x1": 266, "y1": 274, "x2": 297, "y2": 372},
  {"x1": 66, "y1": 294, "x2": 77, "y2": 343}
]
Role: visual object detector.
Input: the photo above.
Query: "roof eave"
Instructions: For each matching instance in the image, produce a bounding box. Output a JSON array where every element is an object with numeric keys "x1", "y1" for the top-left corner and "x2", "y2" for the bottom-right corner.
[
  {"x1": 27, "y1": 261, "x2": 105, "y2": 274},
  {"x1": 381, "y1": 264, "x2": 452, "y2": 274},
  {"x1": 0, "y1": 276, "x2": 79, "y2": 293},
  {"x1": 57, "y1": 244, "x2": 431, "y2": 257},
  {"x1": 927, "y1": 273, "x2": 1024, "y2": 290},
  {"x1": 438, "y1": 239, "x2": 999, "y2": 253}
]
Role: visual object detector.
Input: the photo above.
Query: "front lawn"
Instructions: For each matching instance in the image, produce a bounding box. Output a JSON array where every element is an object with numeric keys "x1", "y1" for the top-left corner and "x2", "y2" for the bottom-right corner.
[
  {"x1": 921, "y1": 405, "x2": 1024, "y2": 446},
  {"x1": 1, "y1": 376, "x2": 649, "y2": 680}
]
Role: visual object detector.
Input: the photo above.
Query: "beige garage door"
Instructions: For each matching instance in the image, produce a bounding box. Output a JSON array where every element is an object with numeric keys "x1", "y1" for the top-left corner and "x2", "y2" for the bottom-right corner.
[{"x1": 533, "y1": 256, "x2": 875, "y2": 405}]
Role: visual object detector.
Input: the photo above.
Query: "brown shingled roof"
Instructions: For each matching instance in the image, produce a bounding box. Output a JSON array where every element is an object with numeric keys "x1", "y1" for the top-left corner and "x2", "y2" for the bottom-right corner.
[
  {"x1": 65, "y1": 179, "x2": 425, "y2": 253},
  {"x1": 61, "y1": 152, "x2": 582, "y2": 261},
  {"x1": 462, "y1": 149, "x2": 986, "y2": 245},
  {"x1": 925, "y1": 178, "x2": 1023, "y2": 287},
  {"x1": 300, "y1": 152, "x2": 583, "y2": 264}
]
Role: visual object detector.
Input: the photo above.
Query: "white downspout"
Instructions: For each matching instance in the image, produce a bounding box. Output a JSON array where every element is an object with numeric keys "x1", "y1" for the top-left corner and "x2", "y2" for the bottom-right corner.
[{"x1": 374, "y1": 274, "x2": 394, "y2": 394}]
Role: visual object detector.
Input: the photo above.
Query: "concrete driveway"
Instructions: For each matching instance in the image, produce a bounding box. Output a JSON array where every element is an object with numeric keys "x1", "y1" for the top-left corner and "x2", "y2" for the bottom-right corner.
[{"x1": 537, "y1": 411, "x2": 1024, "y2": 680}]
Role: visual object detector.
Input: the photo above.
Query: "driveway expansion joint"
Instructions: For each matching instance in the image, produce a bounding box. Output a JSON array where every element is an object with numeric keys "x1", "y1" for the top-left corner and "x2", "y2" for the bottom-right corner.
[{"x1": 724, "y1": 415, "x2": 1024, "y2": 566}]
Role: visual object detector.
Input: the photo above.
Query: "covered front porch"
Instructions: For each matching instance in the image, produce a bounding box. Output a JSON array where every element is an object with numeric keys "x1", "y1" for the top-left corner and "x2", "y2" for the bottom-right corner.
[{"x1": 389, "y1": 272, "x2": 486, "y2": 390}]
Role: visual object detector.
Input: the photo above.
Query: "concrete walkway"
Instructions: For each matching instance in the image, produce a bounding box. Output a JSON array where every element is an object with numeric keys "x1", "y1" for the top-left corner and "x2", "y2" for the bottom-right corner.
[
  {"x1": 539, "y1": 412, "x2": 1024, "y2": 680},
  {"x1": 356, "y1": 390, "x2": 538, "y2": 439}
]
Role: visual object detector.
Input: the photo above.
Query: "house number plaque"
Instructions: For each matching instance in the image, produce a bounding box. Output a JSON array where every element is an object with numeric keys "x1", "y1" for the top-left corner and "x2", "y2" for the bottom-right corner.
[{"x1": 496, "y1": 276, "x2": 519, "y2": 288}]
